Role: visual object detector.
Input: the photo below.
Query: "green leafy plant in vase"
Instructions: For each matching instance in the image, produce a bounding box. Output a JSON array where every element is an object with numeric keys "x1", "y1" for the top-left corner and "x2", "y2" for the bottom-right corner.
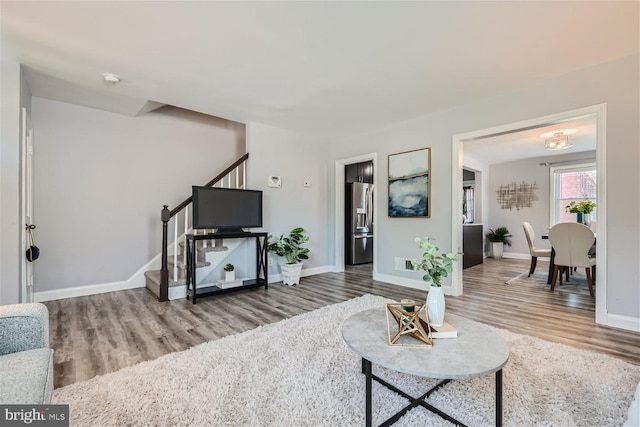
[
  {"x1": 412, "y1": 237, "x2": 462, "y2": 327},
  {"x1": 566, "y1": 199, "x2": 596, "y2": 225},
  {"x1": 267, "y1": 227, "x2": 310, "y2": 286}
]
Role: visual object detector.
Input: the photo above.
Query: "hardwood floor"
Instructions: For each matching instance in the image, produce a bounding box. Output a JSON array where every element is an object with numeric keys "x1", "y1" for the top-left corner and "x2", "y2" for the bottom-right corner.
[{"x1": 44, "y1": 257, "x2": 640, "y2": 388}]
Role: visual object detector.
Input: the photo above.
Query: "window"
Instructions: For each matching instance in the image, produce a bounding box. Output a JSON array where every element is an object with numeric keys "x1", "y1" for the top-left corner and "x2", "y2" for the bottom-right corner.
[
  {"x1": 463, "y1": 186, "x2": 475, "y2": 223},
  {"x1": 550, "y1": 163, "x2": 597, "y2": 225}
]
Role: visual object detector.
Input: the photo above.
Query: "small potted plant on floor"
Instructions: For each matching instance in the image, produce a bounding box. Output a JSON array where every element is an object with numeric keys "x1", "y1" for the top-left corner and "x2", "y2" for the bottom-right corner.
[
  {"x1": 412, "y1": 237, "x2": 462, "y2": 327},
  {"x1": 486, "y1": 227, "x2": 512, "y2": 259},
  {"x1": 267, "y1": 227, "x2": 310, "y2": 286},
  {"x1": 224, "y1": 263, "x2": 235, "y2": 281}
]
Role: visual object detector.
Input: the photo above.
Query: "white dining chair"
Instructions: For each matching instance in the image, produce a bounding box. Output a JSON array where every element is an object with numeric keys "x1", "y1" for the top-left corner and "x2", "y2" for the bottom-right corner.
[
  {"x1": 548, "y1": 223, "x2": 596, "y2": 297},
  {"x1": 522, "y1": 222, "x2": 551, "y2": 277}
]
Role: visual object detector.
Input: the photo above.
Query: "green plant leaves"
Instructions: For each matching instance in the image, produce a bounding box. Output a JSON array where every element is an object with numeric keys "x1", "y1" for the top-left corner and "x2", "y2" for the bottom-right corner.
[
  {"x1": 565, "y1": 199, "x2": 596, "y2": 214},
  {"x1": 267, "y1": 227, "x2": 310, "y2": 264},
  {"x1": 486, "y1": 227, "x2": 512, "y2": 246},
  {"x1": 413, "y1": 237, "x2": 462, "y2": 287}
]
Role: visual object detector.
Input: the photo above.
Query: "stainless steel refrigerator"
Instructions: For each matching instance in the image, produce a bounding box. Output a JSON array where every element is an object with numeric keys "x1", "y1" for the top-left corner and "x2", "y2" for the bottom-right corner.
[{"x1": 345, "y1": 182, "x2": 374, "y2": 264}]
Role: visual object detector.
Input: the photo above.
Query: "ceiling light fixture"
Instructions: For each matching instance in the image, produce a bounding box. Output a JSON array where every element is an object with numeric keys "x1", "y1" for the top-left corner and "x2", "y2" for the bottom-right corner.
[
  {"x1": 102, "y1": 73, "x2": 121, "y2": 84},
  {"x1": 540, "y1": 128, "x2": 578, "y2": 139},
  {"x1": 544, "y1": 132, "x2": 573, "y2": 151}
]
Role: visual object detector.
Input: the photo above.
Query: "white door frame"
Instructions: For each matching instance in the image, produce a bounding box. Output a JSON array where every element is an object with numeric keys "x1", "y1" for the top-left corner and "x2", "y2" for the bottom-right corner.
[
  {"x1": 334, "y1": 152, "x2": 378, "y2": 273},
  {"x1": 20, "y1": 107, "x2": 35, "y2": 303},
  {"x1": 451, "y1": 103, "x2": 607, "y2": 325}
]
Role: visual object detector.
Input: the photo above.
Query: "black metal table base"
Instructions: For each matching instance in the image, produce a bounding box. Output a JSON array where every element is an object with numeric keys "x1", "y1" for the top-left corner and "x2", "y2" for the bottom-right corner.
[{"x1": 362, "y1": 358, "x2": 502, "y2": 427}]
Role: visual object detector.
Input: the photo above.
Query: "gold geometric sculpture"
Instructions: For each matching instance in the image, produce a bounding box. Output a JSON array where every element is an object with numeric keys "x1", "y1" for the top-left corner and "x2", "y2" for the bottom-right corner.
[{"x1": 385, "y1": 302, "x2": 433, "y2": 347}]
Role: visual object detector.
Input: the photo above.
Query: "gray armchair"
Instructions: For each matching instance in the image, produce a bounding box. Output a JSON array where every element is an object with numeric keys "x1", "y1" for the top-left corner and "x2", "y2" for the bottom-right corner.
[{"x1": 0, "y1": 303, "x2": 54, "y2": 404}]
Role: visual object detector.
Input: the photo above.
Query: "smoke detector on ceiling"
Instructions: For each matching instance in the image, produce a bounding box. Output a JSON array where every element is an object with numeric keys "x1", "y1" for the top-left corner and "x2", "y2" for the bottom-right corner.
[{"x1": 102, "y1": 73, "x2": 121, "y2": 84}]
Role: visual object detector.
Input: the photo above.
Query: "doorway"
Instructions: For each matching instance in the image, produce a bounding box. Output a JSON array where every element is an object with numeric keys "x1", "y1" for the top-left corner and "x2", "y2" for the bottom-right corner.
[
  {"x1": 344, "y1": 160, "x2": 374, "y2": 266},
  {"x1": 20, "y1": 107, "x2": 35, "y2": 303},
  {"x1": 451, "y1": 104, "x2": 607, "y2": 325},
  {"x1": 334, "y1": 153, "x2": 378, "y2": 274}
]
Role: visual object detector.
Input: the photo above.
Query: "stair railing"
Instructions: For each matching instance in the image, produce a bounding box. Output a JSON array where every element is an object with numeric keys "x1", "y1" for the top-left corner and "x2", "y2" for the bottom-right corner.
[{"x1": 159, "y1": 153, "x2": 249, "y2": 301}]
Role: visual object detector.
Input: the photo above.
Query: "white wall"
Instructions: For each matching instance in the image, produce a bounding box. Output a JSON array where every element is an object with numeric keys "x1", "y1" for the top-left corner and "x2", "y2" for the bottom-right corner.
[
  {"x1": 0, "y1": 61, "x2": 31, "y2": 304},
  {"x1": 487, "y1": 151, "x2": 596, "y2": 256},
  {"x1": 30, "y1": 98, "x2": 245, "y2": 292},
  {"x1": 3, "y1": 55, "x2": 637, "y2": 326},
  {"x1": 246, "y1": 122, "x2": 331, "y2": 276},
  {"x1": 328, "y1": 54, "x2": 639, "y2": 322},
  {"x1": 334, "y1": 111, "x2": 462, "y2": 287}
]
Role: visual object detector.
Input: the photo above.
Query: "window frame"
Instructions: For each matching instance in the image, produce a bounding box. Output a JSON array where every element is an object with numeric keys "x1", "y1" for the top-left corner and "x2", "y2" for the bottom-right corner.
[
  {"x1": 462, "y1": 185, "x2": 475, "y2": 223},
  {"x1": 549, "y1": 162, "x2": 597, "y2": 226}
]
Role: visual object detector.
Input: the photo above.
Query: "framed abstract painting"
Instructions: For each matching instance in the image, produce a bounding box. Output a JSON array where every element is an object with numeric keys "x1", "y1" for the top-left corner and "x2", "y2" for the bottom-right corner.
[{"x1": 388, "y1": 147, "x2": 431, "y2": 218}]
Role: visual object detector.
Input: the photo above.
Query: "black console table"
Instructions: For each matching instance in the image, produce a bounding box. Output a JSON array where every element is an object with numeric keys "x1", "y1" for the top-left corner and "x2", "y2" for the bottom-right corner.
[{"x1": 185, "y1": 232, "x2": 268, "y2": 304}]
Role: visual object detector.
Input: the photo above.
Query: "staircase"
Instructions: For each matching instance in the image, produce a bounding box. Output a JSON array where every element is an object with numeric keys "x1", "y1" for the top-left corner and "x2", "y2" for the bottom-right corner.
[
  {"x1": 145, "y1": 153, "x2": 249, "y2": 301},
  {"x1": 144, "y1": 238, "x2": 245, "y2": 300}
]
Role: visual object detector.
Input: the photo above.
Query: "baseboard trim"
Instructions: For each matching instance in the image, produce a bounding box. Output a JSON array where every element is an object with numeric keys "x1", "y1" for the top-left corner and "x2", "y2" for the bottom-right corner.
[
  {"x1": 34, "y1": 280, "x2": 143, "y2": 302},
  {"x1": 35, "y1": 264, "x2": 334, "y2": 302},
  {"x1": 500, "y1": 252, "x2": 531, "y2": 260},
  {"x1": 607, "y1": 313, "x2": 640, "y2": 332},
  {"x1": 484, "y1": 253, "x2": 531, "y2": 260},
  {"x1": 34, "y1": 251, "x2": 161, "y2": 302},
  {"x1": 269, "y1": 265, "x2": 333, "y2": 285},
  {"x1": 33, "y1": 262, "x2": 640, "y2": 333},
  {"x1": 372, "y1": 272, "x2": 454, "y2": 296}
]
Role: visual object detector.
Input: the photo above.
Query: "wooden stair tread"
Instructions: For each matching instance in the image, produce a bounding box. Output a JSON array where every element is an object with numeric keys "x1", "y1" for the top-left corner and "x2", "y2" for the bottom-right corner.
[
  {"x1": 178, "y1": 240, "x2": 229, "y2": 251},
  {"x1": 167, "y1": 257, "x2": 210, "y2": 270}
]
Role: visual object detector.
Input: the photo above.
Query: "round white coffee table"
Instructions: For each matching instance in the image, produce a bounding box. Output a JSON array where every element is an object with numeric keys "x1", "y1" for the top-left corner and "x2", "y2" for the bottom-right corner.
[{"x1": 342, "y1": 308, "x2": 509, "y2": 427}]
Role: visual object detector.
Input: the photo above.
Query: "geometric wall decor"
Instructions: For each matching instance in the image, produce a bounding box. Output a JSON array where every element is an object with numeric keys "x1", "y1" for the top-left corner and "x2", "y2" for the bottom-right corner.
[{"x1": 496, "y1": 181, "x2": 538, "y2": 210}]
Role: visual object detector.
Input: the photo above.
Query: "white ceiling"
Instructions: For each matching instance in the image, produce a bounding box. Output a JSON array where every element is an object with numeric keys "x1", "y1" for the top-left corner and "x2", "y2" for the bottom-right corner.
[
  {"x1": 2, "y1": 1, "x2": 638, "y2": 138},
  {"x1": 463, "y1": 116, "x2": 597, "y2": 165}
]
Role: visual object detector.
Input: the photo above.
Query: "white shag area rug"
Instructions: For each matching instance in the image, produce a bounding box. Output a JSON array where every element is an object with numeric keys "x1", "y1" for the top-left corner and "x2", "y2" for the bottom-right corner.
[{"x1": 53, "y1": 294, "x2": 640, "y2": 426}]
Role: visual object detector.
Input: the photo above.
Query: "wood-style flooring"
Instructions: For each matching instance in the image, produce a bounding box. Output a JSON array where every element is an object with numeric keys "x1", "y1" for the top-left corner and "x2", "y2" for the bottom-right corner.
[{"x1": 44, "y1": 257, "x2": 640, "y2": 388}]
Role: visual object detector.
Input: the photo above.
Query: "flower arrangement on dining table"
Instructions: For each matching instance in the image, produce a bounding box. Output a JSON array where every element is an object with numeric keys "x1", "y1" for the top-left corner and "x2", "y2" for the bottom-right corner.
[{"x1": 565, "y1": 199, "x2": 596, "y2": 214}]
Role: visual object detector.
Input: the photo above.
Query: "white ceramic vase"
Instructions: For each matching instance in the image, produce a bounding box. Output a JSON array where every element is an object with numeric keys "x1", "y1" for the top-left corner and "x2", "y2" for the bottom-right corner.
[
  {"x1": 426, "y1": 285, "x2": 445, "y2": 327},
  {"x1": 491, "y1": 242, "x2": 503, "y2": 259},
  {"x1": 225, "y1": 271, "x2": 235, "y2": 281},
  {"x1": 280, "y1": 262, "x2": 303, "y2": 286}
]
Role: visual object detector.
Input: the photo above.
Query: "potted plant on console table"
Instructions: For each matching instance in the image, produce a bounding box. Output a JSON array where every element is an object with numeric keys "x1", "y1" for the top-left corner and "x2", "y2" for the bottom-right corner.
[
  {"x1": 411, "y1": 237, "x2": 462, "y2": 327},
  {"x1": 267, "y1": 227, "x2": 310, "y2": 286}
]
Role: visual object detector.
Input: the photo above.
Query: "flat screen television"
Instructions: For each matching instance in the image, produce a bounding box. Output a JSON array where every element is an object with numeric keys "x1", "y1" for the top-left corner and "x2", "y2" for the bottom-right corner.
[{"x1": 192, "y1": 186, "x2": 263, "y2": 233}]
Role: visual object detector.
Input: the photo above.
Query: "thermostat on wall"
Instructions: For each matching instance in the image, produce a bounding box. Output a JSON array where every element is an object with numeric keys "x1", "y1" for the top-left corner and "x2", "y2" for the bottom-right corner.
[{"x1": 268, "y1": 176, "x2": 282, "y2": 188}]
